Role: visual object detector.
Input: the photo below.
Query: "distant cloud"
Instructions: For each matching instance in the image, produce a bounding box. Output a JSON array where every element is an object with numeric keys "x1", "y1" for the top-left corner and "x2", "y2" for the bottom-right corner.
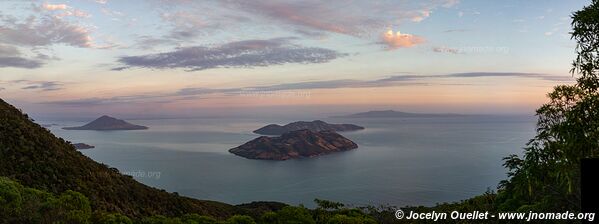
[
  {"x1": 218, "y1": 0, "x2": 458, "y2": 37},
  {"x1": 2, "y1": 80, "x2": 63, "y2": 91},
  {"x1": 160, "y1": 11, "x2": 214, "y2": 39},
  {"x1": 21, "y1": 81, "x2": 63, "y2": 91},
  {"x1": 43, "y1": 71, "x2": 571, "y2": 107},
  {"x1": 100, "y1": 8, "x2": 124, "y2": 17},
  {"x1": 379, "y1": 29, "x2": 425, "y2": 49},
  {"x1": 41, "y1": 3, "x2": 68, "y2": 11},
  {"x1": 0, "y1": 44, "x2": 19, "y2": 57},
  {"x1": 131, "y1": 36, "x2": 177, "y2": 50},
  {"x1": 40, "y1": 3, "x2": 91, "y2": 18},
  {"x1": 444, "y1": 72, "x2": 571, "y2": 81},
  {"x1": 148, "y1": 0, "x2": 458, "y2": 49},
  {"x1": 410, "y1": 10, "x2": 431, "y2": 22},
  {"x1": 0, "y1": 15, "x2": 93, "y2": 47},
  {"x1": 114, "y1": 38, "x2": 346, "y2": 71},
  {"x1": 248, "y1": 72, "x2": 573, "y2": 89},
  {"x1": 0, "y1": 57, "x2": 44, "y2": 69},
  {"x1": 43, "y1": 97, "x2": 106, "y2": 106},
  {"x1": 155, "y1": 5, "x2": 248, "y2": 40},
  {"x1": 0, "y1": 4, "x2": 95, "y2": 68},
  {"x1": 0, "y1": 44, "x2": 44, "y2": 69},
  {"x1": 220, "y1": 1, "x2": 374, "y2": 36},
  {"x1": 58, "y1": 9, "x2": 91, "y2": 18},
  {"x1": 444, "y1": 29, "x2": 471, "y2": 33},
  {"x1": 544, "y1": 26, "x2": 560, "y2": 37},
  {"x1": 442, "y1": 0, "x2": 460, "y2": 7},
  {"x1": 294, "y1": 29, "x2": 328, "y2": 39}
]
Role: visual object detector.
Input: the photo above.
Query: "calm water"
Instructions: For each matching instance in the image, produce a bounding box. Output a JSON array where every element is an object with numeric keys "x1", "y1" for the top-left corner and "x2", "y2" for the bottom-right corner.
[{"x1": 42, "y1": 115, "x2": 536, "y2": 207}]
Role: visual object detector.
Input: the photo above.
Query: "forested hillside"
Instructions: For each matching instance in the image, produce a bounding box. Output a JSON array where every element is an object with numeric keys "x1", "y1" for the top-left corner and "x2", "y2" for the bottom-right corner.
[{"x1": 0, "y1": 98, "x2": 241, "y2": 219}]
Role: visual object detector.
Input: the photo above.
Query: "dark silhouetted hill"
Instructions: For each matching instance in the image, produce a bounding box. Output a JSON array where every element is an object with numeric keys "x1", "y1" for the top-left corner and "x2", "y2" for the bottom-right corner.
[
  {"x1": 253, "y1": 120, "x2": 364, "y2": 135},
  {"x1": 63, "y1": 115, "x2": 148, "y2": 130}
]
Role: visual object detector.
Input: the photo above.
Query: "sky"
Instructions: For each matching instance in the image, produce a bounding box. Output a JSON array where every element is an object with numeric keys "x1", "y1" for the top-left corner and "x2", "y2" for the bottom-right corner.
[{"x1": 0, "y1": 0, "x2": 590, "y2": 118}]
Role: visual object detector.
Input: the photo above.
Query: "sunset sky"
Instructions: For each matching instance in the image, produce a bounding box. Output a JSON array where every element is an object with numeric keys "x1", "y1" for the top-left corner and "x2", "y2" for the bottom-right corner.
[{"x1": 0, "y1": 0, "x2": 588, "y2": 118}]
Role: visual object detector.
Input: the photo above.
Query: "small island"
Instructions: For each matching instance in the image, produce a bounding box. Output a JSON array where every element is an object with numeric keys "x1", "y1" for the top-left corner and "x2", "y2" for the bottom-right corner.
[
  {"x1": 72, "y1": 143, "x2": 95, "y2": 150},
  {"x1": 253, "y1": 120, "x2": 364, "y2": 135},
  {"x1": 63, "y1": 115, "x2": 148, "y2": 131},
  {"x1": 229, "y1": 129, "x2": 358, "y2": 160}
]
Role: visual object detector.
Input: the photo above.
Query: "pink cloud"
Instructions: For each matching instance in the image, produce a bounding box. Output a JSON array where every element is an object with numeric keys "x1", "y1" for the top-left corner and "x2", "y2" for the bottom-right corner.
[
  {"x1": 222, "y1": 1, "x2": 459, "y2": 37},
  {"x1": 42, "y1": 3, "x2": 68, "y2": 11},
  {"x1": 57, "y1": 9, "x2": 91, "y2": 18},
  {"x1": 231, "y1": 1, "x2": 361, "y2": 35},
  {"x1": 411, "y1": 10, "x2": 431, "y2": 22},
  {"x1": 380, "y1": 29, "x2": 425, "y2": 49},
  {"x1": 154, "y1": 1, "x2": 460, "y2": 45},
  {"x1": 41, "y1": 3, "x2": 90, "y2": 18},
  {"x1": 0, "y1": 16, "x2": 93, "y2": 48}
]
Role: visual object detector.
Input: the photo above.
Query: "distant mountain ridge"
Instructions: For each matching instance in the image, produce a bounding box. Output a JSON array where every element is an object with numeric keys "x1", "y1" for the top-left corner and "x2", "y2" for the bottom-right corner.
[
  {"x1": 336, "y1": 110, "x2": 465, "y2": 118},
  {"x1": 63, "y1": 115, "x2": 148, "y2": 130},
  {"x1": 230, "y1": 129, "x2": 358, "y2": 160},
  {"x1": 253, "y1": 120, "x2": 364, "y2": 135}
]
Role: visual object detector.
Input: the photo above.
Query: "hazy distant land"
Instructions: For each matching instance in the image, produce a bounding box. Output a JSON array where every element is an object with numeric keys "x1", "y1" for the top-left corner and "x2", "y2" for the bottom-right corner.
[{"x1": 335, "y1": 110, "x2": 467, "y2": 118}]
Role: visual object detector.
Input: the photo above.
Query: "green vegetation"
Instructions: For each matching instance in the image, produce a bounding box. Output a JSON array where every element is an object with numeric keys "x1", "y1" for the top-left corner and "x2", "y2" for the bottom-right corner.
[
  {"x1": 0, "y1": 1, "x2": 597, "y2": 223},
  {"x1": 390, "y1": 1, "x2": 599, "y2": 223},
  {"x1": 0, "y1": 178, "x2": 385, "y2": 223},
  {"x1": 1, "y1": 176, "x2": 92, "y2": 223},
  {"x1": 391, "y1": 1, "x2": 599, "y2": 222},
  {"x1": 496, "y1": 0, "x2": 599, "y2": 213}
]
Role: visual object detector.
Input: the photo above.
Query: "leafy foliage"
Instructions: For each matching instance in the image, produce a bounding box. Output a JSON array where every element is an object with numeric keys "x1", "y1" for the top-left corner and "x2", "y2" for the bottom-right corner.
[
  {"x1": 1, "y1": 179, "x2": 390, "y2": 224},
  {"x1": 93, "y1": 212, "x2": 134, "y2": 224},
  {"x1": 224, "y1": 215, "x2": 256, "y2": 224},
  {"x1": 497, "y1": 0, "x2": 599, "y2": 212},
  {"x1": 261, "y1": 206, "x2": 315, "y2": 224},
  {"x1": 0, "y1": 177, "x2": 92, "y2": 224}
]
